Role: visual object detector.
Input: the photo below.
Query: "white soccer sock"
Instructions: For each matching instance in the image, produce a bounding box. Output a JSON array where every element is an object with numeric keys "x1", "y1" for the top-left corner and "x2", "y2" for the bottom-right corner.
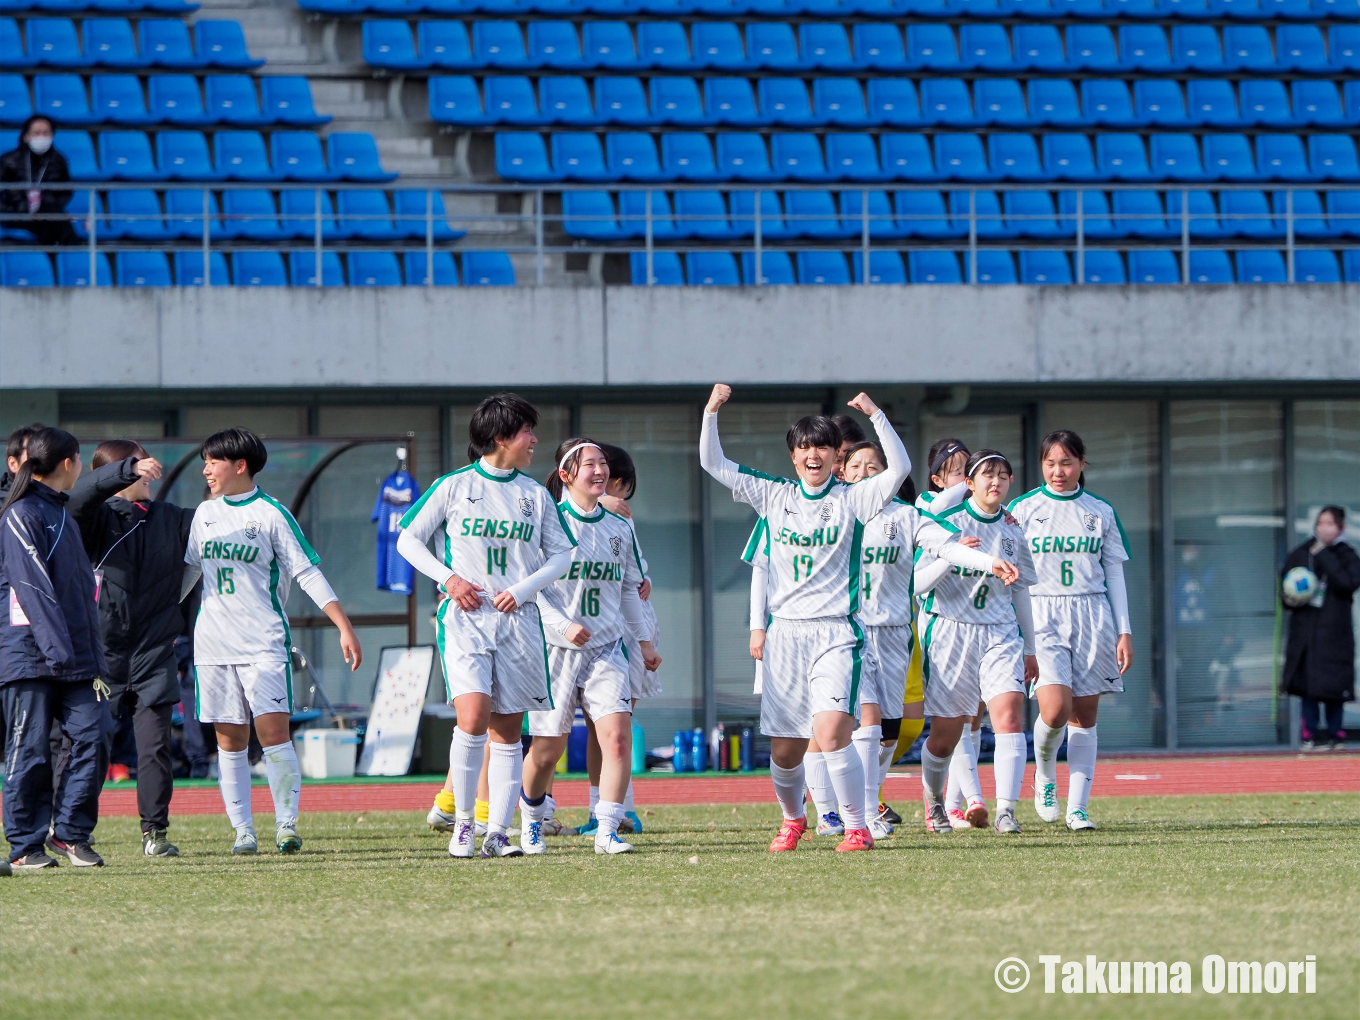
[
  {"x1": 769, "y1": 761, "x2": 807, "y2": 822},
  {"x1": 218, "y1": 747, "x2": 253, "y2": 831},
  {"x1": 944, "y1": 723, "x2": 967, "y2": 812},
  {"x1": 993, "y1": 732, "x2": 1026, "y2": 810},
  {"x1": 949, "y1": 724, "x2": 985, "y2": 807},
  {"x1": 920, "y1": 747, "x2": 951, "y2": 804},
  {"x1": 588, "y1": 785, "x2": 600, "y2": 817},
  {"x1": 852, "y1": 725, "x2": 881, "y2": 818},
  {"x1": 595, "y1": 799, "x2": 624, "y2": 839},
  {"x1": 486, "y1": 741, "x2": 523, "y2": 835},
  {"x1": 803, "y1": 751, "x2": 836, "y2": 818},
  {"x1": 878, "y1": 742, "x2": 896, "y2": 792},
  {"x1": 261, "y1": 741, "x2": 302, "y2": 830},
  {"x1": 823, "y1": 745, "x2": 866, "y2": 831},
  {"x1": 623, "y1": 779, "x2": 635, "y2": 814},
  {"x1": 1065, "y1": 724, "x2": 1098, "y2": 815},
  {"x1": 1033, "y1": 717, "x2": 1064, "y2": 783},
  {"x1": 448, "y1": 728, "x2": 488, "y2": 821}
]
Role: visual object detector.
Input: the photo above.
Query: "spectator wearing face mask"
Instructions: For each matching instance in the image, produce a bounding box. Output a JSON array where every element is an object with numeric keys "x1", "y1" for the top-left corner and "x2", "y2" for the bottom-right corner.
[{"x1": 0, "y1": 116, "x2": 76, "y2": 246}]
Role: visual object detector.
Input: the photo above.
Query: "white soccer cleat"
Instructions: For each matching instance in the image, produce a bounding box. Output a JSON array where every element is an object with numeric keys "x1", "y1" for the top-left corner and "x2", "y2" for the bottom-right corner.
[
  {"x1": 994, "y1": 807, "x2": 1022, "y2": 834},
  {"x1": 231, "y1": 827, "x2": 258, "y2": 855},
  {"x1": 427, "y1": 804, "x2": 457, "y2": 833},
  {"x1": 275, "y1": 825, "x2": 302, "y2": 855},
  {"x1": 868, "y1": 816, "x2": 894, "y2": 840},
  {"x1": 946, "y1": 808, "x2": 972, "y2": 830},
  {"x1": 540, "y1": 816, "x2": 576, "y2": 837},
  {"x1": 816, "y1": 811, "x2": 845, "y2": 836},
  {"x1": 449, "y1": 820, "x2": 476, "y2": 858},
  {"x1": 480, "y1": 832, "x2": 525, "y2": 858},
  {"x1": 924, "y1": 798, "x2": 954, "y2": 834},
  {"x1": 1065, "y1": 808, "x2": 1097, "y2": 831},
  {"x1": 520, "y1": 820, "x2": 547, "y2": 855},
  {"x1": 474, "y1": 820, "x2": 488, "y2": 837},
  {"x1": 595, "y1": 832, "x2": 635, "y2": 855},
  {"x1": 1034, "y1": 779, "x2": 1060, "y2": 823}
]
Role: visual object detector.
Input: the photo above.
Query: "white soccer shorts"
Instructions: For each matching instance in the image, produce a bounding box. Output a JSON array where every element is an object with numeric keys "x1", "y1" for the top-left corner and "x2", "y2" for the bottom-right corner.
[
  {"x1": 759, "y1": 616, "x2": 864, "y2": 739},
  {"x1": 437, "y1": 598, "x2": 553, "y2": 715},
  {"x1": 194, "y1": 662, "x2": 292, "y2": 725},
  {"x1": 860, "y1": 624, "x2": 913, "y2": 715},
  {"x1": 528, "y1": 640, "x2": 633, "y2": 737},
  {"x1": 1031, "y1": 593, "x2": 1124, "y2": 697},
  {"x1": 921, "y1": 616, "x2": 1026, "y2": 719}
]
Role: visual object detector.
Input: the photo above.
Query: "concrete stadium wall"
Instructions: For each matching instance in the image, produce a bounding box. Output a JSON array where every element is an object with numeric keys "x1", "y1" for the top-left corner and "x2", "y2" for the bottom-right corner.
[{"x1": 3, "y1": 284, "x2": 1359, "y2": 391}]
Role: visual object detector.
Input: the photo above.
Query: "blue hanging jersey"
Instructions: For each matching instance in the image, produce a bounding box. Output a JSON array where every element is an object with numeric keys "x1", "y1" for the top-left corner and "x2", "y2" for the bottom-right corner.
[{"x1": 372, "y1": 470, "x2": 421, "y2": 595}]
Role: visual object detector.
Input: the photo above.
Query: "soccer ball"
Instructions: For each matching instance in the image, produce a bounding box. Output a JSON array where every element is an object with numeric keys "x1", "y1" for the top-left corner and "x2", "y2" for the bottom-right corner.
[{"x1": 1282, "y1": 566, "x2": 1320, "y2": 608}]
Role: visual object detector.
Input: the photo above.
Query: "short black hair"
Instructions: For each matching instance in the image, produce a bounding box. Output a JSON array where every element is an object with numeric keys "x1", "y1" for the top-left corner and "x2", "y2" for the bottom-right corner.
[
  {"x1": 600, "y1": 443, "x2": 636, "y2": 500},
  {"x1": 966, "y1": 448, "x2": 1014, "y2": 479},
  {"x1": 200, "y1": 427, "x2": 267, "y2": 477},
  {"x1": 468, "y1": 392, "x2": 538, "y2": 462},
  {"x1": 1319, "y1": 504, "x2": 1347, "y2": 527},
  {"x1": 786, "y1": 415, "x2": 840, "y2": 453},
  {"x1": 831, "y1": 414, "x2": 867, "y2": 446},
  {"x1": 6, "y1": 422, "x2": 44, "y2": 463},
  {"x1": 20, "y1": 115, "x2": 54, "y2": 139}
]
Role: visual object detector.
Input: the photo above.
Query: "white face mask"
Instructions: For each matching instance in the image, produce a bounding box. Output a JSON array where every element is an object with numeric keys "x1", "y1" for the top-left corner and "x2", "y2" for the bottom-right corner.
[{"x1": 26, "y1": 135, "x2": 52, "y2": 155}]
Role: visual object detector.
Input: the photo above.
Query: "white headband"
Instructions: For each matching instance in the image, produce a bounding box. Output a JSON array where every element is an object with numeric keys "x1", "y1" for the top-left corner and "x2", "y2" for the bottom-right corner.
[
  {"x1": 558, "y1": 442, "x2": 603, "y2": 474},
  {"x1": 966, "y1": 454, "x2": 1008, "y2": 478}
]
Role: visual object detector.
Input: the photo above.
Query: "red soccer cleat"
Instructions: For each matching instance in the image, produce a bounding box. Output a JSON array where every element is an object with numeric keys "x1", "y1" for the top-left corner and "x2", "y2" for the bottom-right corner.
[
  {"x1": 835, "y1": 827, "x2": 875, "y2": 852},
  {"x1": 769, "y1": 817, "x2": 810, "y2": 852},
  {"x1": 108, "y1": 764, "x2": 131, "y2": 782}
]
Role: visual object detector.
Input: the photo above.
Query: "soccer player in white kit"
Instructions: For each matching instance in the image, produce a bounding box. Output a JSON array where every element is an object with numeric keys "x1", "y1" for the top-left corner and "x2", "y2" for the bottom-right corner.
[
  {"x1": 520, "y1": 439, "x2": 660, "y2": 855},
  {"x1": 1007, "y1": 429, "x2": 1133, "y2": 831},
  {"x1": 181, "y1": 428, "x2": 363, "y2": 856},
  {"x1": 914, "y1": 450, "x2": 1037, "y2": 834},
  {"x1": 396, "y1": 394, "x2": 577, "y2": 859}
]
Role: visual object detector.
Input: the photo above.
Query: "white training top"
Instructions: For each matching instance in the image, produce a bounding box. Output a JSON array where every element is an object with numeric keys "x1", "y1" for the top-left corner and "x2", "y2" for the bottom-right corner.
[
  {"x1": 914, "y1": 480, "x2": 967, "y2": 515},
  {"x1": 537, "y1": 495, "x2": 648, "y2": 650},
  {"x1": 856, "y1": 498, "x2": 987, "y2": 628},
  {"x1": 184, "y1": 487, "x2": 324, "y2": 665},
  {"x1": 396, "y1": 459, "x2": 577, "y2": 607},
  {"x1": 742, "y1": 518, "x2": 771, "y2": 631}
]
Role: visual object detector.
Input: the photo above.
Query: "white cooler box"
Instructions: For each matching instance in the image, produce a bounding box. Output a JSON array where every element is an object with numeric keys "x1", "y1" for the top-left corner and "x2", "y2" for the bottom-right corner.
[{"x1": 293, "y1": 728, "x2": 360, "y2": 779}]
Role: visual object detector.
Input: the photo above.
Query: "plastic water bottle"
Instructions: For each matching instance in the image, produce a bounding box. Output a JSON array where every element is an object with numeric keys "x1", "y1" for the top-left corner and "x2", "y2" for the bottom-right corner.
[
  {"x1": 691, "y1": 727, "x2": 707, "y2": 772},
  {"x1": 740, "y1": 727, "x2": 754, "y2": 771},
  {"x1": 713, "y1": 723, "x2": 726, "y2": 771},
  {"x1": 631, "y1": 721, "x2": 645, "y2": 774},
  {"x1": 672, "y1": 730, "x2": 689, "y2": 773}
]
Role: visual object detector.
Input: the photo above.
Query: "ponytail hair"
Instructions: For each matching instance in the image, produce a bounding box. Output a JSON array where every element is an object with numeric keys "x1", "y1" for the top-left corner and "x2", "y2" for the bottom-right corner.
[
  {"x1": 926, "y1": 437, "x2": 969, "y2": 491},
  {"x1": 1, "y1": 427, "x2": 80, "y2": 517},
  {"x1": 545, "y1": 437, "x2": 603, "y2": 502},
  {"x1": 1040, "y1": 429, "x2": 1087, "y2": 488}
]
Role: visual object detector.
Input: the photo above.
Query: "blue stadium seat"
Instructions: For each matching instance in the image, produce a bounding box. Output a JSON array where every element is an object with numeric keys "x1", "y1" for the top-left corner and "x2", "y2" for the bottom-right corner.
[
  {"x1": 55, "y1": 250, "x2": 110, "y2": 286},
  {"x1": 91, "y1": 74, "x2": 154, "y2": 124},
  {"x1": 1329, "y1": 24, "x2": 1360, "y2": 69},
  {"x1": 852, "y1": 23, "x2": 908, "y2": 71},
  {"x1": 347, "y1": 251, "x2": 403, "y2": 287},
  {"x1": 971, "y1": 249, "x2": 1017, "y2": 283},
  {"x1": 771, "y1": 132, "x2": 834, "y2": 180},
  {"x1": 0, "y1": 19, "x2": 34, "y2": 70},
  {"x1": 618, "y1": 188, "x2": 682, "y2": 237},
  {"x1": 163, "y1": 188, "x2": 220, "y2": 239},
  {"x1": 907, "y1": 24, "x2": 961, "y2": 70},
  {"x1": 827, "y1": 132, "x2": 889, "y2": 180},
  {"x1": 485, "y1": 76, "x2": 545, "y2": 125},
  {"x1": 1019, "y1": 250, "x2": 1071, "y2": 283},
  {"x1": 1203, "y1": 133, "x2": 1259, "y2": 179},
  {"x1": 1276, "y1": 25, "x2": 1327, "y2": 71},
  {"x1": 1081, "y1": 79, "x2": 1136, "y2": 126},
  {"x1": 1053, "y1": 0, "x2": 1106, "y2": 15},
  {"x1": 1329, "y1": 190, "x2": 1360, "y2": 234},
  {"x1": 715, "y1": 131, "x2": 776, "y2": 180},
  {"x1": 1005, "y1": 190, "x2": 1065, "y2": 236},
  {"x1": 909, "y1": 249, "x2": 961, "y2": 284},
  {"x1": 278, "y1": 188, "x2": 344, "y2": 240},
  {"x1": 1134, "y1": 80, "x2": 1191, "y2": 127},
  {"x1": 949, "y1": 188, "x2": 1012, "y2": 237},
  {"x1": 1257, "y1": 133, "x2": 1311, "y2": 180},
  {"x1": 1262, "y1": 0, "x2": 1315, "y2": 15},
  {"x1": 528, "y1": 21, "x2": 590, "y2": 70},
  {"x1": 1002, "y1": 0, "x2": 1059, "y2": 14},
  {"x1": 201, "y1": 75, "x2": 268, "y2": 127},
  {"x1": 638, "y1": 21, "x2": 698, "y2": 70},
  {"x1": 1128, "y1": 249, "x2": 1181, "y2": 283},
  {"x1": 328, "y1": 133, "x2": 397, "y2": 181},
  {"x1": 748, "y1": 23, "x2": 806, "y2": 70},
  {"x1": 553, "y1": 131, "x2": 614, "y2": 180},
  {"x1": 116, "y1": 250, "x2": 171, "y2": 286},
  {"x1": 104, "y1": 188, "x2": 164, "y2": 239},
  {"x1": 813, "y1": 78, "x2": 872, "y2": 126},
  {"x1": 261, "y1": 77, "x2": 329, "y2": 126},
  {"x1": 26, "y1": 18, "x2": 85, "y2": 68},
  {"x1": 1310, "y1": 134, "x2": 1360, "y2": 180},
  {"x1": 582, "y1": 22, "x2": 644, "y2": 70},
  {"x1": 839, "y1": 189, "x2": 901, "y2": 238},
  {"x1": 595, "y1": 76, "x2": 650, "y2": 125},
  {"x1": 230, "y1": 251, "x2": 288, "y2": 287},
  {"x1": 1, "y1": 251, "x2": 53, "y2": 286},
  {"x1": 174, "y1": 251, "x2": 229, "y2": 286},
  {"x1": 936, "y1": 132, "x2": 993, "y2": 180},
  {"x1": 988, "y1": 132, "x2": 1044, "y2": 179},
  {"x1": 563, "y1": 190, "x2": 628, "y2": 238},
  {"x1": 800, "y1": 22, "x2": 855, "y2": 70},
  {"x1": 1271, "y1": 189, "x2": 1334, "y2": 237},
  {"x1": 148, "y1": 74, "x2": 211, "y2": 125},
  {"x1": 366, "y1": 20, "x2": 426, "y2": 69},
  {"x1": 272, "y1": 131, "x2": 335, "y2": 181},
  {"x1": 730, "y1": 188, "x2": 797, "y2": 238},
  {"x1": 1163, "y1": 188, "x2": 1224, "y2": 236},
  {"x1": 896, "y1": 189, "x2": 961, "y2": 236},
  {"x1": 704, "y1": 77, "x2": 760, "y2": 125},
  {"x1": 867, "y1": 79, "x2": 921, "y2": 126},
  {"x1": 220, "y1": 187, "x2": 284, "y2": 239},
  {"x1": 959, "y1": 24, "x2": 1014, "y2": 71},
  {"x1": 213, "y1": 130, "x2": 273, "y2": 181},
  {"x1": 84, "y1": 17, "x2": 142, "y2": 68},
  {"x1": 99, "y1": 129, "x2": 160, "y2": 179},
  {"x1": 1292, "y1": 81, "x2": 1345, "y2": 127},
  {"x1": 472, "y1": 21, "x2": 533, "y2": 69},
  {"x1": 758, "y1": 77, "x2": 816, "y2": 126},
  {"x1": 1223, "y1": 26, "x2": 1274, "y2": 70},
  {"x1": 0, "y1": 74, "x2": 30, "y2": 125},
  {"x1": 1097, "y1": 133, "x2": 1155, "y2": 180},
  {"x1": 1112, "y1": 189, "x2": 1176, "y2": 236},
  {"x1": 685, "y1": 250, "x2": 739, "y2": 284},
  {"x1": 796, "y1": 250, "x2": 849, "y2": 284},
  {"x1": 1013, "y1": 25, "x2": 1067, "y2": 71},
  {"x1": 882, "y1": 132, "x2": 941, "y2": 180},
  {"x1": 1066, "y1": 25, "x2": 1120, "y2": 70},
  {"x1": 1028, "y1": 79, "x2": 1081, "y2": 125},
  {"x1": 606, "y1": 131, "x2": 668, "y2": 180},
  {"x1": 33, "y1": 73, "x2": 98, "y2": 124},
  {"x1": 740, "y1": 250, "x2": 795, "y2": 285},
  {"x1": 975, "y1": 78, "x2": 1028, "y2": 126},
  {"x1": 1294, "y1": 249, "x2": 1340, "y2": 283},
  {"x1": 1171, "y1": 24, "x2": 1224, "y2": 71},
  {"x1": 1077, "y1": 250, "x2": 1126, "y2": 284},
  {"x1": 1186, "y1": 79, "x2": 1241, "y2": 126},
  {"x1": 1210, "y1": 0, "x2": 1263, "y2": 16},
  {"x1": 418, "y1": 22, "x2": 477, "y2": 70},
  {"x1": 194, "y1": 20, "x2": 262, "y2": 69},
  {"x1": 429, "y1": 75, "x2": 490, "y2": 125},
  {"x1": 1150, "y1": 133, "x2": 1208, "y2": 180},
  {"x1": 288, "y1": 250, "x2": 344, "y2": 286},
  {"x1": 156, "y1": 129, "x2": 217, "y2": 179},
  {"x1": 1118, "y1": 25, "x2": 1172, "y2": 70},
  {"x1": 1347, "y1": 81, "x2": 1360, "y2": 122},
  {"x1": 784, "y1": 189, "x2": 852, "y2": 237},
  {"x1": 650, "y1": 76, "x2": 706, "y2": 125},
  {"x1": 139, "y1": 18, "x2": 203, "y2": 69},
  {"x1": 540, "y1": 76, "x2": 598, "y2": 125},
  {"x1": 404, "y1": 251, "x2": 460, "y2": 286},
  {"x1": 1235, "y1": 249, "x2": 1286, "y2": 282},
  {"x1": 629, "y1": 250, "x2": 683, "y2": 285},
  {"x1": 1239, "y1": 79, "x2": 1292, "y2": 126},
  {"x1": 1218, "y1": 189, "x2": 1277, "y2": 236},
  {"x1": 920, "y1": 78, "x2": 978, "y2": 126},
  {"x1": 683, "y1": 23, "x2": 741, "y2": 73}
]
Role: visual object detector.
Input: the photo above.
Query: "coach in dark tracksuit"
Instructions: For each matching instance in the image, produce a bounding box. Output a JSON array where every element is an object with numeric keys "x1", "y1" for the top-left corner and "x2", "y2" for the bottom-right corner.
[
  {"x1": 0, "y1": 427, "x2": 109, "y2": 869},
  {"x1": 68, "y1": 441, "x2": 193, "y2": 858}
]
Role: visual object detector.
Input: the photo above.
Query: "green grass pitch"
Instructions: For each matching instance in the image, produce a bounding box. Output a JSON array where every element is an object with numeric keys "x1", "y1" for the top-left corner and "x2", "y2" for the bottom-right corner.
[{"x1": 3, "y1": 794, "x2": 1357, "y2": 1020}]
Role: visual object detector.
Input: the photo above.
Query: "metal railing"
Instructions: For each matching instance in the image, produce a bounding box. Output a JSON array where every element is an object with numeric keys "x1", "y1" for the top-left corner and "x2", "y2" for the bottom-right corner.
[{"x1": 2, "y1": 179, "x2": 1358, "y2": 285}]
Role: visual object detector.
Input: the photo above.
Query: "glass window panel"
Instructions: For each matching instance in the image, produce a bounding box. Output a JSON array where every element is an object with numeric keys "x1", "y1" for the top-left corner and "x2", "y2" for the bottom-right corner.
[{"x1": 1171, "y1": 401, "x2": 1284, "y2": 747}]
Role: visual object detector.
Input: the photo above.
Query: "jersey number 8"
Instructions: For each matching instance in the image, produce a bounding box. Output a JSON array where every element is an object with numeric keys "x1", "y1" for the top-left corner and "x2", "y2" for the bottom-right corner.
[{"x1": 973, "y1": 584, "x2": 988, "y2": 610}]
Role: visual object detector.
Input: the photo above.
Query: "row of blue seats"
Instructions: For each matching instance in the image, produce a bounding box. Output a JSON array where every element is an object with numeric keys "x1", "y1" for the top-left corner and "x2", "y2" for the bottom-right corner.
[
  {"x1": 0, "y1": 248, "x2": 516, "y2": 284},
  {"x1": 0, "y1": 0, "x2": 195, "y2": 13},
  {"x1": 0, "y1": 74, "x2": 329, "y2": 126},
  {"x1": 494, "y1": 130, "x2": 1360, "y2": 181},
  {"x1": 37, "y1": 186, "x2": 463, "y2": 239},
  {"x1": 315, "y1": 0, "x2": 1360, "y2": 21},
  {"x1": 364, "y1": 18, "x2": 1360, "y2": 70},
  {"x1": 628, "y1": 246, "x2": 1353, "y2": 282},
  {"x1": 555, "y1": 185, "x2": 1360, "y2": 237},
  {"x1": 0, "y1": 17, "x2": 260, "y2": 68},
  {"x1": 432, "y1": 75, "x2": 1360, "y2": 128},
  {"x1": 22, "y1": 129, "x2": 395, "y2": 180}
]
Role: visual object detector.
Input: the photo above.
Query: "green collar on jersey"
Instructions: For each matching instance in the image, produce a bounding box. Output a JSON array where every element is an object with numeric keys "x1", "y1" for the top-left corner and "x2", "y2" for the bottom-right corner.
[
  {"x1": 963, "y1": 496, "x2": 1003, "y2": 523},
  {"x1": 1042, "y1": 484, "x2": 1083, "y2": 501},
  {"x1": 798, "y1": 478, "x2": 836, "y2": 501},
  {"x1": 474, "y1": 460, "x2": 520, "y2": 482},
  {"x1": 223, "y1": 487, "x2": 262, "y2": 506},
  {"x1": 560, "y1": 498, "x2": 605, "y2": 523}
]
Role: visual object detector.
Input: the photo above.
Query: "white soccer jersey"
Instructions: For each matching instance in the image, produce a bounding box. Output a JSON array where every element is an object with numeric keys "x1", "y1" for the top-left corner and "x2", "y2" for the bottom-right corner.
[
  {"x1": 538, "y1": 499, "x2": 646, "y2": 650},
  {"x1": 398, "y1": 461, "x2": 576, "y2": 597},
  {"x1": 857, "y1": 499, "x2": 961, "y2": 628},
  {"x1": 918, "y1": 496, "x2": 1037, "y2": 625},
  {"x1": 1007, "y1": 485, "x2": 1129, "y2": 597},
  {"x1": 185, "y1": 487, "x2": 321, "y2": 665}
]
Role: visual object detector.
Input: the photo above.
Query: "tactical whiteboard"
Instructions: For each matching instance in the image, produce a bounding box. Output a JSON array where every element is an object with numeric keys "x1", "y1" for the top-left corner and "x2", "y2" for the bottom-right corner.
[{"x1": 357, "y1": 645, "x2": 436, "y2": 776}]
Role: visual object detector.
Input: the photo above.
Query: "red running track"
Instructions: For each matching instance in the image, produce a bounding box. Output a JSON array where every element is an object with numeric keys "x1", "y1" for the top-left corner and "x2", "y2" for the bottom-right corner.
[{"x1": 98, "y1": 754, "x2": 1359, "y2": 816}]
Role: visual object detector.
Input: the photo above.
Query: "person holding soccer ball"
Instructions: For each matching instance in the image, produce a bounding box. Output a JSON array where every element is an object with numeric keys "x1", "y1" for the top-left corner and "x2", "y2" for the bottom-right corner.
[{"x1": 1280, "y1": 506, "x2": 1360, "y2": 751}]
